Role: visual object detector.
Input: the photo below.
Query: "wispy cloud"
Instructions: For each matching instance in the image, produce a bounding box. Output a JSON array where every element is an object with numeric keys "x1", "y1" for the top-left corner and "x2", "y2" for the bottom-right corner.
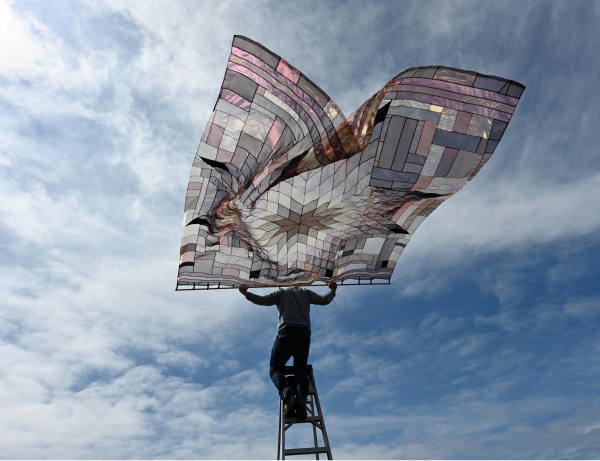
[{"x1": 1, "y1": 0, "x2": 600, "y2": 458}]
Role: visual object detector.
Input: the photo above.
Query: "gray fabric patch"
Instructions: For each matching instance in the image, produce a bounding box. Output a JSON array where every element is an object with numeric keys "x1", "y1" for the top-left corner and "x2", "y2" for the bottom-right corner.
[
  {"x1": 473, "y1": 75, "x2": 508, "y2": 92},
  {"x1": 233, "y1": 36, "x2": 280, "y2": 69},
  {"x1": 412, "y1": 66, "x2": 438, "y2": 79},
  {"x1": 432, "y1": 130, "x2": 480, "y2": 152},
  {"x1": 223, "y1": 69, "x2": 258, "y2": 102},
  {"x1": 388, "y1": 106, "x2": 441, "y2": 124},
  {"x1": 372, "y1": 167, "x2": 419, "y2": 183}
]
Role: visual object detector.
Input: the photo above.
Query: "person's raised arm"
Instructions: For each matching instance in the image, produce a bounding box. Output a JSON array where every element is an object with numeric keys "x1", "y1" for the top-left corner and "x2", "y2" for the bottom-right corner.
[
  {"x1": 239, "y1": 286, "x2": 281, "y2": 306},
  {"x1": 307, "y1": 281, "x2": 337, "y2": 305}
]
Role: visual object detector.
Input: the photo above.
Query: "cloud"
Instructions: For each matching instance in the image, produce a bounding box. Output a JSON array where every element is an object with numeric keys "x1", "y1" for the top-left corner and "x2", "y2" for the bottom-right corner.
[
  {"x1": 0, "y1": 362, "x2": 279, "y2": 459},
  {"x1": 564, "y1": 296, "x2": 600, "y2": 318},
  {"x1": 391, "y1": 171, "x2": 600, "y2": 298},
  {"x1": 0, "y1": 0, "x2": 62, "y2": 80},
  {"x1": 1, "y1": 0, "x2": 600, "y2": 458}
]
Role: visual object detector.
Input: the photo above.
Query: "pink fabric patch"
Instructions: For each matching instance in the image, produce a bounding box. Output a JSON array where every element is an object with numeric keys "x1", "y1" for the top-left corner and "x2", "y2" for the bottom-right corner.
[
  {"x1": 220, "y1": 88, "x2": 251, "y2": 111},
  {"x1": 227, "y1": 61, "x2": 327, "y2": 141},
  {"x1": 216, "y1": 149, "x2": 234, "y2": 163},
  {"x1": 206, "y1": 124, "x2": 224, "y2": 148},
  {"x1": 276, "y1": 58, "x2": 301, "y2": 84},
  {"x1": 228, "y1": 62, "x2": 275, "y2": 94},
  {"x1": 415, "y1": 122, "x2": 437, "y2": 157},
  {"x1": 232, "y1": 48, "x2": 304, "y2": 99},
  {"x1": 221, "y1": 268, "x2": 240, "y2": 277},
  {"x1": 412, "y1": 175, "x2": 432, "y2": 190},
  {"x1": 187, "y1": 182, "x2": 204, "y2": 191},
  {"x1": 232, "y1": 48, "x2": 318, "y2": 122},
  {"x1": 453, "y1": 111, "x2": 472, "y2": 134},
  {"x1": 179, "y1": 253, "x2": 194, "y2": 264},
  {"x1": 392, "y1": 202, "x2": 411, "y2": 222},
  {"x1": 435, "y1": 148, "x2": 459, "y2": 177},
  {"x1": 231, "y1": 47, "x2": 274, "y2": 71},
  {"x1": 397, "y1": 77, "x2": 519, "y2": 106},
  {"x1": 266, "y1": 117, "x2": 285, "y2": 148}
]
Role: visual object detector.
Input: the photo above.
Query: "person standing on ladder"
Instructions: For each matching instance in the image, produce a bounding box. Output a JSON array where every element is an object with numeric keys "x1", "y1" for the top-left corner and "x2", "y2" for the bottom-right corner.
[{"x1": 239, "y1": 282, "x2": 337, "y2": 419}]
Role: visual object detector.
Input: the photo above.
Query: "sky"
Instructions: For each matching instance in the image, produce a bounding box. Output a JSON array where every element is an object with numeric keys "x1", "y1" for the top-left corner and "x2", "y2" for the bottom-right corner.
[{"x1": 1, "y1": 0, "x2": 600, "y2": 459}]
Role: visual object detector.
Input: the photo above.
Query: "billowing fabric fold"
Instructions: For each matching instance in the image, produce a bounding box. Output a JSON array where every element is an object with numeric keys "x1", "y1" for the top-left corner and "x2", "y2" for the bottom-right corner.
[{"x1": 177, "y1": 36, "x2": 525, "y2": 289}]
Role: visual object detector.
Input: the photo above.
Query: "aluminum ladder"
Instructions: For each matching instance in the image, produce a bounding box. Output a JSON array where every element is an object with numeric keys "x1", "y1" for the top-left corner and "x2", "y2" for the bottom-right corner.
[{"x1": 277, "y1": 364, "x2": 333, "y2": 459}]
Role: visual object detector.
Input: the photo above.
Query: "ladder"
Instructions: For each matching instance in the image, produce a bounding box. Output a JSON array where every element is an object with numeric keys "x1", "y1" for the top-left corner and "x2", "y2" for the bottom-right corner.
[{"x1": 277, "y1": 364, "x2": 333, "y2": 460}]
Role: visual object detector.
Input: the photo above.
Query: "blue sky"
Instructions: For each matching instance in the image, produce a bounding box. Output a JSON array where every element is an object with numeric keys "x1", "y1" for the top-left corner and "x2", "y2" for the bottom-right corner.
[{"x1": 1, "y1": 0, "x2": 600, "y2": 458}]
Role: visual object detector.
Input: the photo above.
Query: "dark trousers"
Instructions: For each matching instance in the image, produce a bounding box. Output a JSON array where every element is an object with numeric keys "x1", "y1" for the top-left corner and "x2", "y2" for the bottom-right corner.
[{"x1": 270, "y1": 326, "x2": 311, "y2": 403}]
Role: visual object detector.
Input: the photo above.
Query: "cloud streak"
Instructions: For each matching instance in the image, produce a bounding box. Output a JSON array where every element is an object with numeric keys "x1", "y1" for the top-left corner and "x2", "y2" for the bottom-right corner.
[{"x1": 1, "y1": 0, "x2": 600, "y2": 458}]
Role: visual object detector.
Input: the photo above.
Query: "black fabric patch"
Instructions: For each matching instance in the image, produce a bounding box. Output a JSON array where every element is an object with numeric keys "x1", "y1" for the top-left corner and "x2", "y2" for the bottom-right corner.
[
  {"x1": 374, "y1": 102, "x2": 391, "y2": 127},
  {"x1": 179, "y1": 261, "x2": 194, "y2": 268},
  {"x1": 385, "y1": 224, "x2": 409, "y2": 234},
  {"x1": 280, "y1": 150, "x2": 309, "y2": 179},
  {"x1": 269, "y1": 150, "x2": 310, "y2": 189},
  {"x1": 381, "y1": 260, "x2": 388, "y2": 268},
  {"x1": 200, "y1": 156, "x2": 229, "y2": 172},
  {"x1": 325, "y1": 269, "x2": 333, "y2": 278},
  {"x1": 187, "y1": 217, "x2": 212, "y2": 227},
  {"x1": 249, "y1": 270, "x2": 260, "y2": 279},
  {"x1": 342, "y1": 250, "x2": 354, "y2": 257},
  {"x1": 412, "y1": 191, "x2": 445, "y2": 198}
]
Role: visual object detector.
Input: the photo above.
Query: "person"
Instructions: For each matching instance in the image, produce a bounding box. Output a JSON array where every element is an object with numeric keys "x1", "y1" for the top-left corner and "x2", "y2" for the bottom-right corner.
[{"x1": 239, "y1": 282, "x2": 337, "y2": 419}]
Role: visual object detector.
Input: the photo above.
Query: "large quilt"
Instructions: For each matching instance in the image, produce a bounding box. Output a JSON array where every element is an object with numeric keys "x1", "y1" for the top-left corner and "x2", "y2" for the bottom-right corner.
[{"x1": 177, "y1": 36, "x2": 524, "y2": 290}]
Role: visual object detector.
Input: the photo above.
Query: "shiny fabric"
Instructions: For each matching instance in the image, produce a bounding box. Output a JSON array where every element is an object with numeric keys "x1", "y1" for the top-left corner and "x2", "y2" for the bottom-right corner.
[{"x1": 177, "y1": 36, "x2": 525, "y2": 289}]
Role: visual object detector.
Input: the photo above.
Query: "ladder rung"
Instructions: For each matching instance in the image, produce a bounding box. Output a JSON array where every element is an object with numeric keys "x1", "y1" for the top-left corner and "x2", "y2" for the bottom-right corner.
[
  {"x1": 284, "y1": 415, "x2": 322, "y2": 424},
  {"x1": 285, "y1": 447, "x2": 329, "y2": 456}
]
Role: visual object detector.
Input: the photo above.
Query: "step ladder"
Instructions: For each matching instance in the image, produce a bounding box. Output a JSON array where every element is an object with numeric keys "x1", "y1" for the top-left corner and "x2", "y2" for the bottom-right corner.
[{"x1": 277, "y1": 364, "x2": 333, "y2": 460}]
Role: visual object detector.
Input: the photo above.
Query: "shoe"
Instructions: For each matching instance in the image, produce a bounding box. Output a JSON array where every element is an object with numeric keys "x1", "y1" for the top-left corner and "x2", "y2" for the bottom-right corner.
[
  {"x1": 295, "y1": 399, "x2": 307, "y2": 420},
  {"x1": 283, "y1": 388, "x2": 297, "y2": 418}
]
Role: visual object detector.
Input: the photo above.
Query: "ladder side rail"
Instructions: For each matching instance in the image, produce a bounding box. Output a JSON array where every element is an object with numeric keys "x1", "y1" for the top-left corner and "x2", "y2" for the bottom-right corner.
[
  {"x1": 277, "y1": 398, "x2": 280, "y2": 460},
  {"x1": 277, "y1": 398, "x2": 281, "y2": 460},
  {"x1": 282, "y1": 398, "x2": 287, "y2": 460},
  {"x1": 310, "y1": 395, "x2": 320, "y2": 460},
  {"x1": 309, "y1": 367, "x2": 333, "y2": 460},
  {"x1": 279, "y1": 397, "x2": 286, "y2": 460}
]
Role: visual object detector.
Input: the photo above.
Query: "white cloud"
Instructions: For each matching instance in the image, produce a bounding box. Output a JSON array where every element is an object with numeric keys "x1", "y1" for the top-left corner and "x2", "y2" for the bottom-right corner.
[
  {"x1": 1, "y1": 0, "x2": 600, "y2": 458},
  {"x1": 0, "y1": 363, "x2": 279, "y2": 459},
  {"x1": 0, "y1": 0, "x2": 62, "y2": 79},
  {"x1": 564, "y1": 296, "x2": 600, "y2": 318},
  {"x1": 394, "y1": 172, "x2": 600, "y2": 297}
]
